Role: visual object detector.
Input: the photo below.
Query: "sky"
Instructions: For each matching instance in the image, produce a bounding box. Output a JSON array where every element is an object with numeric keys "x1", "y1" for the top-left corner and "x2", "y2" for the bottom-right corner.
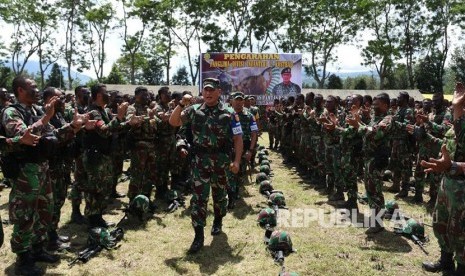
[{"x1": 1, "y1": 2, "x2": 461, "y2": 82}]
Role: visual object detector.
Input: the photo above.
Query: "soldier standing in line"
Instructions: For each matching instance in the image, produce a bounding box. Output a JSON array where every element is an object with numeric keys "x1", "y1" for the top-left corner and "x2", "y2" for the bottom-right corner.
[
  {"x1": 126, "y1": 86, "x2": 160, "y2": 208},
  {"x1": 154, "y1": 87, "x2": 176, "y2": 201},
  {"x1": 169, "y1": 78, "x2": 243, "y2": 253},
  {"x1": 227, "y1": 91, "x2": 258, "y2": 209}
]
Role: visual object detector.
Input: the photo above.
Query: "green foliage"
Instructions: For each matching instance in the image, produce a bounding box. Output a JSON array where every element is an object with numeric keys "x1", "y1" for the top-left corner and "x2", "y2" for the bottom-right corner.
[
  {"x1": 326, "y1": 74, "x2": 343, "y2": 89},
  {"x1": 171, "y1": 66, "x2": 191, "y2": 85},
  {"x1": 450, "y1": 45, "x2": 465, "y2": 83},
  {"x1": 415, "y1": 50, "x2": 444, "y2": 93},
  {"x1": 104, "y1": 64, "x2": 126, "y2": 85},
  {"x1": 46, "y1": 63, "x2": 65, "y2": 89}
]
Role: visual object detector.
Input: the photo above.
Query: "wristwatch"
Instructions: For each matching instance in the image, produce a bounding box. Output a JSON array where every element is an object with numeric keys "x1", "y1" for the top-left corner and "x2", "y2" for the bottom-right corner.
[{"x1": 449, "y1": 161, "x2": 458, "y2": 176}]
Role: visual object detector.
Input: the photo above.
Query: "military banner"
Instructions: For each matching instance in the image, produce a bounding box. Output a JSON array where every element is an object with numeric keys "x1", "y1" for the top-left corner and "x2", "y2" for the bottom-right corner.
[{"x1": 200, "y1": 53, "x2": 302, "y2": 105}]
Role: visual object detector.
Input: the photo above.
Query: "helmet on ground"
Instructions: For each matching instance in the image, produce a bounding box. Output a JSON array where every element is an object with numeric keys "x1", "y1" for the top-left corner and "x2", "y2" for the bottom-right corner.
[
  {"x1": 259, "y1": 180, "x2": 274, "y2": 195},
  {"x1": 268, "y1": 192, "x2": 286, "y2": 207},
  {"x1": 268, "y1": 230, "x2": 294, "y2": 254},
  {"x1": 256, "y1": 172, "x2": 270, "y2": 184},
  {"x1": 257, "y1": 208, "x2": 277, "y2": 229}
]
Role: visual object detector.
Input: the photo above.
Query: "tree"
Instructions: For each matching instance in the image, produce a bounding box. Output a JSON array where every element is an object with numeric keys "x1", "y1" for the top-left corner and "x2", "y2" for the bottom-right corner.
[
  {"x1": 46, "y1": 63, "x2": 65, "y2": 88},
  {"x1": 394, "y1": 0, "x2": 427, "y2": 89},
  {"x1": 354, "y1": 78, "x2": 367, "y2": 90},
  {"x1": 0, "y1": 65, "x2": 14, "y2": 89},
  {"x1": 60, "y1": 0, "x2": 89, "y2": 90},
  {"x1": 450, "y1": 45, "x2": 465, "y2": 83},
  {"x1": 141, "y1": 55, "x2": 164, "y2": 85},
  {"x1": 326, "y1": 74, "x2": 343, "y2": 89},
  {"x1": 119, "y1": 0, "x2": 148, "y2": 85},
  {"x1": 415, "y1": 51, "x2": 444, "y2": 93},
  {"x1": 361, "y1": 0, "x2": 400, "y2": 89},
  {"x1": 82, "y1": 2, "x2": 115, "y2": 82},
  {"x1": 104, "y1": 63, "x2": 126, "y2": 84},
  {"x1": 171, "y1": 66, "x2": 191, "y2": 85},
  {"x1": 301, "y1": 0, "x2": 364, "y2": 88}
]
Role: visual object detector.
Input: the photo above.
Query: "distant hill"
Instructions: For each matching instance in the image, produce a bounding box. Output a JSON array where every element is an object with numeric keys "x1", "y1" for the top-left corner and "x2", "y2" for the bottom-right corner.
[
  {"x1": 302, "y1": 70, "x2": 376, "y2": 85},
  {"x1": 3, "y1": 60, "x2": 92, "y2": 83}
]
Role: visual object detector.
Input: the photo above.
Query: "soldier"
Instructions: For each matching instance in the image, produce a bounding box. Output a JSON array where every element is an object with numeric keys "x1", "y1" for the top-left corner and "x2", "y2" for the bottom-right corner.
[
  {"x1": 421, "y1": 83, "x2": 465, "y2": 274},
  {"x1": 0, "y1": 130, "x2": 42, "y2": 249},
  {"x1": 154, "y1": 87, "x2": 176, "y2": 200},
  {"x1": 227, "y1": 91, "x2": 258, "y2": 209},
  {"x1": 82, "y1": 84, "x2": 131, "y2": 228},
  {"x1": 309, "y1": 94, "x2": 325, "y2": 186},
  {"x1": 69, "y1": 86, "x2": 91, "y2": 224},
  {"x1": 126, "y1": 86, "x2": 160, "y2": 206},
  {"x1": 108, "y1": 91, "x2": 126, "y2": 199},
  {"x1": 267, "y1": 99, "x2": 280, "y2": 149},
  {"x1": 169, "y1": 78, "x2": 243, "y2": 254},
  {"x1": 3, "y1": 75, "x2": 87, "y2": 275},
  {"x1": 41, "y1": 87, "x2": 74, "y2": 251},
  {"x1": 390, "y1": 92, "x2": 415, "y2": 196},
  {"x1": 346, "y1": 93, "x2": 401, "y2": 234},
  {"x1": 300, "y1": 93, "x2": 314, "y2": 177}
]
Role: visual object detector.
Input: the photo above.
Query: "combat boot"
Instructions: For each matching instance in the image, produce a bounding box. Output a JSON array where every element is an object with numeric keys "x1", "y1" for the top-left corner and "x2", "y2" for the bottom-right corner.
[
  {"x1": 422, "y1": 251, "x2": 455, "y2": 273},
  {"x1": 365, "y1": 218, "x2": 384, "y2": 234},
  {"x1": 31, "y1": 243, "x2": 60, "y2": 263},
  {"x1": 188, "y1": 226, "x2": 204, "y2": 254},
  {"x1": 343, "y1": 197, "x2": 359, "y2": 213},
  {"x1": 70, "y1": 204, "x2": 87, "y2": 225},
  {"x1": 227, "y1": 193, "x2": 236, "y2": 210},
  {"x1": 395, "y1": 188, "x2": 409, "y2": 198},
  {"x1": 387, "y1": 182, "x2": 400, "y2": 193},
  {"x1": 47, "y1": 230, "x2": 70, "y2": 251},
  {"x1": 211, "y1": 217, "x2": 223, "y2": 236},
  {"x1": 15, "y1": 251, "x2": 43, "y2": 276},
  {"x1": 413, "y1": 189, "x2": 423, "y2": 204},
  {"x1": 455, "y1": 263, "x2": 465, "y2": 275},
  {"x1": 328, "y1": 189, "x2": 344, "y2": 201},
  {"x1": 96, "y1": 215, "x2": 115, "y2": 228}
]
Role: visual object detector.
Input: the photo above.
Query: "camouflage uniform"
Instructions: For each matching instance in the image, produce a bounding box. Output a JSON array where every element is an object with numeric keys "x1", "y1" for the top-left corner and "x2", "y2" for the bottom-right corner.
[
  {"x1": 267, "y1": 108, "x2": 279, "y2": 149},
  {"x1": 48, "y1": 111, "x2": 74, "y2": 231},
  {"x1": 181, "y1": 102, "x2": 242, "y2": 227},
  {"x1": 67, "y1": 103, "x2": 87, "y2": 213},
  {"x1": 357, "y1": 113, "x2": 402, "y2": 213},
  {"x1": 154, "y1": 103, "x2": 176, "y2": 199},
  {"x1": 299, "y1": 107, "x2": 312, "y2": 172},
  {"x1": 426, "y1": 118, "x2": 465, "y2": 265},
  {"x1": 309, "y1": 107, "x2": 325, "y2": 183},
  {"x1": 227, "y1": 108, "x2": 258, "y2": 197},
  {"x1": 82, "y1": 104, "x2": 121, "y2": 217},
  {"x1": 321, "y1": 109, "x2": 342, "y2": 194},
  {"x1": 2, "y1": 104, "x2": 75, "y2": 253},
  {"x1": 126, "y1": 103, "x2": 160, "y2": 201},
  {"x1": 390, "y1": 106, "x2": 414, "y2": 191}
]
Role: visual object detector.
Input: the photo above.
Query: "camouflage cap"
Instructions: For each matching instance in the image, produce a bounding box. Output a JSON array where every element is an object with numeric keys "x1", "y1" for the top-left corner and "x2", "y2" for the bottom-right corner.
[
  {"x1": 231, "y1": 91, "x2": 245, "y2": 99},
  {"x1": 281, "y1": 67, "x2": 292, "y2": 74},
  {"x1": 203, "y1": 78, "x2": 220, "y2": 89},
  {"x1": 135, "y1": 86, "x2": 148, "y2": 95}
]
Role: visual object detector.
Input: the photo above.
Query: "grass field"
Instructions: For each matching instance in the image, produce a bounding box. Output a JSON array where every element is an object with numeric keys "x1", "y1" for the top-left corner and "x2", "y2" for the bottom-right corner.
[{"x1": 0, "y1": 135, "x2": 437, "y2": 275}]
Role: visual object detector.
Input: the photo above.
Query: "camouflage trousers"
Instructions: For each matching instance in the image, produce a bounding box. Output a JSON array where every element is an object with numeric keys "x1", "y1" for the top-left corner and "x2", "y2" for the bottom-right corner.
[
  {"x1": 268, "y1": 126, "x2": 277, "y2": 148},
  {"x1": 9, "y1": 162, "x2": 53, "y2": 253},
  {"x1": 190, "y1": 152, "x2": 229, "y2": 228},
  {"x1": 324, "y1": 145, "x2": 336, "y2": 191},
  {"x1": 341, "y1": 150, "x2": 357, "y2": 201},
  {"x1": 69, "y1": 154, "x2": 86, "y2": 207},
  {"x1": 154, "y1": 137, "x2": 175, "y2": 197},
  {"x1": 299, "y1": 133, "x2": 312, "y2": 169},
  {"x1": 112, "y1": 148, "x2": 125, "y2": 189},
  {"x1": 312, "y1": 136, "x2": 325, "y2": 178},
  {"x1": 82, "y1": 152, "x2": 113, "y2": 216},
  {"x1": 363, "y1": 159, "x2": 385, "y2": 213},
  {"x1": 433, "y1": 177, "x2": 465, "y2": 264},
  {"x1": 227, "y1": 155, "x2": 247, "y2": 196},
  {"x1": 414, "y1": 153, "x2": 441, "y2": 199},
  {"x1": 128, "y1": 142, "x2": 157, "y2": 201},
  {"x1": 49, "y1": 161, "x2": 70, "y2": 230},
  {"x1": 390, "y1": 140, "x2": 412, "y2": 186}
]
